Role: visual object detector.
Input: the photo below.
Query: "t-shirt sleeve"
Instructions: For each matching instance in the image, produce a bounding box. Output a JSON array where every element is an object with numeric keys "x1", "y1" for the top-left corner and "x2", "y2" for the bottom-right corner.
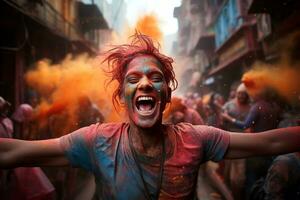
[
  {"x1": 59, "y1": 123, "x2": 100, "y2": 172},
  {"x1": 195, "y1": 125, "x2": 230, "y2": 162}
]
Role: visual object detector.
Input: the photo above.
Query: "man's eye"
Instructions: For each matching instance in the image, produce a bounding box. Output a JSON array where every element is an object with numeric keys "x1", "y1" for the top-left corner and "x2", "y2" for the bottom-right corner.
[
  {"x1": 151, "y1": 75, "x2": 163, "y2": 82},
  {"x1": 127, "y1": 77, "x2": 139, "y2": 83}
]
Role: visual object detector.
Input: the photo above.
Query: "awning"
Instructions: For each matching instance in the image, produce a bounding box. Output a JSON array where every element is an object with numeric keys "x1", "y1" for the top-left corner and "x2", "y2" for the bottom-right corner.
[
  {"x1": 78, "y1": 2, "x2": 108, "y2": 31},
  {"x1": 190, "y1": 33, "x2": 215, "y2": 55},
  {"x1": 196, "y1": 34, "x2": 215, "y2": 50}
]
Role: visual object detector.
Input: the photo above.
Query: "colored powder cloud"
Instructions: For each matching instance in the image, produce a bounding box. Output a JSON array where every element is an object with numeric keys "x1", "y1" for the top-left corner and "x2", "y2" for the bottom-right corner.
[{"x1": 242, "y1": 31, "x2": 300, "y2": 104}]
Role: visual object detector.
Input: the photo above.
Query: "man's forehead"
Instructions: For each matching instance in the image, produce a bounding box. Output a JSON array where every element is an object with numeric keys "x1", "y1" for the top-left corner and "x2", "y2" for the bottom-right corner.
[{"x1": 127, "y1": 55, "x2": 162, "y2": 69}]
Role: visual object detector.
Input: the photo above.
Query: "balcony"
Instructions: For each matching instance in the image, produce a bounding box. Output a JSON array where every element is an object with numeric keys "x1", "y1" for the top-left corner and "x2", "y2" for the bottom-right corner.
[
  {"x1": 5, "y1": 0, "x2": 83, "y2": 41},
  {"x1": 4, "y1": 0, "x2": 108, "y2": 48}
]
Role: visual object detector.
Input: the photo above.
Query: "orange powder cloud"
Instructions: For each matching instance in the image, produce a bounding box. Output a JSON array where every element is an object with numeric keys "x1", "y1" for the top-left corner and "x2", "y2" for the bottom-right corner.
[
  {"x1": 106, "y1": 14, "x2": 163, "y2": 46},
  {"x1": 242, "y1": 31, "x2": 300, "y2": 104},
  {"x1": 135, "y1": 14, "x2": 163, "y2": 42},
  {"x1": 242, "y1": 63, "x2": 300, "y2": 103},
  {"x1": 25, "y1": 54, "x2": 124, "y2": 136},
  {"x1": 25, "y1": 14, "x2": 166, "y2": 136}
]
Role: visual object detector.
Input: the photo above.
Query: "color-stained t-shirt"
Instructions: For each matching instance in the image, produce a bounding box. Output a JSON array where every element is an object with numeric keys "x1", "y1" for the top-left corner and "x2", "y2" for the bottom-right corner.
[
  {"x1": 222, "y1": 99, "x2": 250, "y2": 132},
  {"x1": 234, "y1": 100, "x2": 281, "y2": 132},
  {"x1": 59, "y1": 122, "x2": 230, "y2": 200}
]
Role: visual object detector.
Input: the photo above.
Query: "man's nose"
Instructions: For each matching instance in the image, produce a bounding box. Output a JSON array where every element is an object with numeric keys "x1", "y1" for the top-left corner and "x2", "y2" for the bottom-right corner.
[{"x1": 138, "y1": 77, "x2": 153, "y2": 91}]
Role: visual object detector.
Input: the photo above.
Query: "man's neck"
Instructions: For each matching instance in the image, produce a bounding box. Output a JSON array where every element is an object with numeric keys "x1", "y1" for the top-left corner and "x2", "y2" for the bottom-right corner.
[
  {"x1": 236, "y1": 99, "x2": 248, "y2": 107},
  {"x1": 129, "y1": 122, "x2": 164, "y2": 157}
]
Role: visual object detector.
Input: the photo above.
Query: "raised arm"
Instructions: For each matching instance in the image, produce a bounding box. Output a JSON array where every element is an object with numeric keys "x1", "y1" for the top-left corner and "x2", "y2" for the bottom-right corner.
[
  {"x1": 225, "y1": 126, "x2": 300, "y2": 159},
  {"x1": 222, "y1": 105, "x2": 258, "y2": 130},
  {"x1": 0, "y1": 138, "x2": 69, "y2": 168}
]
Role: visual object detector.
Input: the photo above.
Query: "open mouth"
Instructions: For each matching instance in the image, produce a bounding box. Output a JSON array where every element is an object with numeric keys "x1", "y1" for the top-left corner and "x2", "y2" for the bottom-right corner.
[{"x1": 135, "y1": 96, "x2": 156, "y2": 115}]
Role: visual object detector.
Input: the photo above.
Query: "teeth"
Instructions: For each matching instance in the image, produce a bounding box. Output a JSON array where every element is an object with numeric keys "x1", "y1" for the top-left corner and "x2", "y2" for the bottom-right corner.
[{"x1": 137, "y1": 96, "x2": 154, "y2": 101}]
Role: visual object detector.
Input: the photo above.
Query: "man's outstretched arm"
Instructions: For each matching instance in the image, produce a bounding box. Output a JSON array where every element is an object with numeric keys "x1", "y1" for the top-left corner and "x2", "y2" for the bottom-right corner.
[
  {"x1": 0, "y1": 138, "x2": 69, "y2": 168},
  {"x1": 225, "y1": 126, "x2": 300, "y2": 159}
]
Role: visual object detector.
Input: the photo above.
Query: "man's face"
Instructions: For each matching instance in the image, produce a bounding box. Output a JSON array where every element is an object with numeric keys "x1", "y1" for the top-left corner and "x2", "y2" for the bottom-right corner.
[
  {"x1": 237, "y1": 91, "x2": 248, "y2": 104},
  {"x1": 123, "y1": 55, "x2": 171, "y2": 128}
]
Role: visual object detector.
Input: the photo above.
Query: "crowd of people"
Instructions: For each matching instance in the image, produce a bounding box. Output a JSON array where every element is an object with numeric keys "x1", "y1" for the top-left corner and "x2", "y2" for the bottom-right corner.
[
  {"x1": 165, "y1": 82, "x2": 300, "y2": 200},
  {"x1": 1, "y1": 33, "x2": 300, "y2": 200},
  {"x1": 0, "y1": 95, "x2": 104, "y2": 200}
]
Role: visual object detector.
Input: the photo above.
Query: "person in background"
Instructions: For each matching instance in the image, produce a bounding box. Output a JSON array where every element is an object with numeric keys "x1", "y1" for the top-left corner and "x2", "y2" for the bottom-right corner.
[
  {"x1": 77, "y1": 96, "x2": 105, "y2": 127},
  {"x1": 0, "y1": 96, "x2": 13, "y2": 199},
  {"x1": 222, "y1": 83, "x2": 251, "y2": 200},
  {"x1": 11, "y1": 103, "x2": 34, "y2": 139},
  {"x1": 0, "y1": 97, "x2": 13, "y2": 138},
  {"x1": 261, "y1": 96, "x2": 300, "y2": 200},
  {"x1": 222, "y1": 87, "x2": 281, "y2": 132},
  {"x1": 70, "y1": 96, "x2": 105, "y2": 200},
  {"x1": 164, "y1": 96, "x2": 204, "y2": 125},
  {"x1": 206, "y1": 93, "x2": 225, "y2": 128},
  {"x1": 262, "y1": 152, "x2": 300, "y2": 200},
  {"x1": 195, "y1": 97, "x2": 207, "y2": 123},
  {"x1": 0, "y1": 100, "x2": 55, "y2": 200},
  {"x1": 222, "y1": 87, "x2": 282, "y2": 197},
  {"x1": 222, "y1": 83, "x2": 251, "y2": 132}
]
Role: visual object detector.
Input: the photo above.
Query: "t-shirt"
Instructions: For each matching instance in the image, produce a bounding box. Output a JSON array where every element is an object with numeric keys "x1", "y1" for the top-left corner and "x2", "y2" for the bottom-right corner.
[
  {"x1": 234, "y1": 100, "x2": 281, "y2": 132},
  {"x1": 222, "y1": 99, "x2": 250, "y2": 132},
  {"x1": 59, "y1": 122, "x2": 230, "y2": 200}
]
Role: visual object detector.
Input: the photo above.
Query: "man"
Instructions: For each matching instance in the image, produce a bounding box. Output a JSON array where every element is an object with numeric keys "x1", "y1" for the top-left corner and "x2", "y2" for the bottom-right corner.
[
  {"x1": 222, "y1": 86, "x2": 282, "y2": 196},
  {"x1": 0, "y1": 33, "x2": 300, "y2": 200},
  {"x1": 0, "y1": 97, "x2": 13, "y2": 199},
  {"x1": 222, "y1": 83, "x2": 250, "y2": 200},
  {"x1": 0, "y1": 97, "x2": 13, "y2": 138},
  {"x1": 222, "y1": 83, "x2": 251, "y2": 132},
  {"x1": 263, "y1": 152, "x2": 300, "y2": 200},
  {"x1": 164, "y1": 97, "x2": 204, "y2": 125}
]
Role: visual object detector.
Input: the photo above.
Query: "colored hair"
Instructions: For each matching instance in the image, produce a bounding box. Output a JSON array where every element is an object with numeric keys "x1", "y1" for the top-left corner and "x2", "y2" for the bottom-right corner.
[{"x1": 102, "y1": 32, "x2": 178, "y2": 108}]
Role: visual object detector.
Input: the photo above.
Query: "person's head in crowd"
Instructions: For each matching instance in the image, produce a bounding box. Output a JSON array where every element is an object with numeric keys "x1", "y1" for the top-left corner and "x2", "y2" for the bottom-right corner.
[
  {"x1": 11, "y1": 104, "x2": 34, "y2": 123},
  {"x1": 229, "y1": 90, "x2": 236, "y2": 100},
  {"x1": 209, "y1": 93, "x2": 225, "y2": 112},
  {"x1": 164, "y1": 97, "x2": 186, "y2": 123},
  {"x1": 195, "y1": 97, "x2": 207, "y2": 120},
  {"x1": 29, "y1": 93, "x2": 39, "y2": 108},
  {"x1": 236, "y1": 83, "x2": 249, "y2": 105},
  {"x1": 0, "y1": 96, "x2": 11, "y2": 117}
]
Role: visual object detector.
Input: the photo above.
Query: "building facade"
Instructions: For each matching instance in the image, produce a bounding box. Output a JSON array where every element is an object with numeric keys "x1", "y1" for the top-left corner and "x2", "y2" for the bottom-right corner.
[
  {"x1": 0, "y1": 0, "x2": 109, "y2": 109},
  {"x1": 248, "y1": 0, "x2": 300, "y2": 63},
  {"x1": 174, "y1": 0, "x2": 262, "y2": 97}
]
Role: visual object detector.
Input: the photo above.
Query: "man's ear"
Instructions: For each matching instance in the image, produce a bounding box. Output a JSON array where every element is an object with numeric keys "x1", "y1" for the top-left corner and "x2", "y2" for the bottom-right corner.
[{"x1": 166, "y1": 87, "x2": 172, "y2": 103}]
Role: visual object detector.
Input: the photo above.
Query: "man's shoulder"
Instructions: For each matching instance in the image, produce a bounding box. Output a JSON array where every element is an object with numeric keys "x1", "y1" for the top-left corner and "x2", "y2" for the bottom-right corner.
[
  {"x1": 170, "y1": 123, "x2": 210, "y2": 137},
  {"x1": 96, "y1": 122, "x2": 129, "y2": 138},
  {"x1": 68, "y1": 122, "x2": 128, "y2": 140},
  {"x1": 100, "y1": 122, "x2": 128, "y2": 129}
]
